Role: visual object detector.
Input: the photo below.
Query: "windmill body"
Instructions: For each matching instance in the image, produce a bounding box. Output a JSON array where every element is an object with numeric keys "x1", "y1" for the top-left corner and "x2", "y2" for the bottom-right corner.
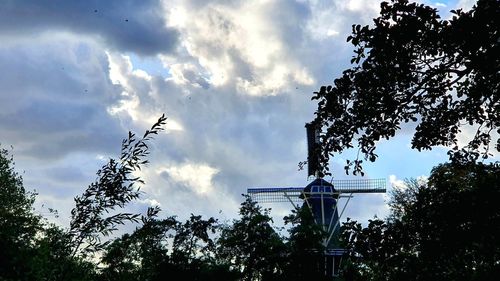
[
  {"x1": 247, "y1": 123, "x2": 386, "y2": 278},
  {"x1": 302, "y1": 178, "x2": 340, "y2": 249}
]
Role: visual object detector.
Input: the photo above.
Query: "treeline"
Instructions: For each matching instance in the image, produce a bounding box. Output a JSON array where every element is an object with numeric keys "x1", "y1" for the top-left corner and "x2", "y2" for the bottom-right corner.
[
  {"x1": 341, "y1": 163, "x2": 500, "y2": 281},
  {"x1": 1, "y1": 117, "x2": 499, "y2": 281},
  {"x1": 0, "y1": 117, "x2": 328, "y2": 281}
]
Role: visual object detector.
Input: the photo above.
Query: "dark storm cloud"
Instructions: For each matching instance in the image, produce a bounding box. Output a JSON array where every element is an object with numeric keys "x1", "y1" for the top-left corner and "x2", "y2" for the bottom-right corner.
[{"x1": 0, "y1": 0, "x2": 178, "y2": 55}]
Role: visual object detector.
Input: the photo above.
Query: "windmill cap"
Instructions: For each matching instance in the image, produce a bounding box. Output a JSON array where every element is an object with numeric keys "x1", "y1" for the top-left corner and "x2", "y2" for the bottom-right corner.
[{"x1": 299, "y1": 178, "x2": 338, "y2": 199}]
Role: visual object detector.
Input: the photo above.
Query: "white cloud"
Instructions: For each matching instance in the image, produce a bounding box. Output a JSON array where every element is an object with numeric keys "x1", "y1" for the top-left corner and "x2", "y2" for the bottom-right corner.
[
  {"x1": 91, "y1": 0, "x2": 399, "y2": 224},
  {"x1": 164, "y1": 119, "x2": 184, "y2": 132},
  {"x1": 106, "y1": 52, "x2": 186, "y2": 133},
  {"x1": 168, "y1": 63, "x2": 209, "y2": 88},
  {"x1": 389, "y1": 174, "x2": 428, "y2": 191},
  {"x1": 326, "y1": 29, "x2": 340, "y2": 37},
  {"x1": 130, "y1": 159, "x2": 241, "y2": 221},
  {"x1": 341, "y1": 0, "x2": 380, "y2": 13},
  {"x1": 140, "y1": 198, "x2": 162, "y2": 207},
  {"x1": 306, "y1": 0, "x2": 381, "y2": 40},
  {"x1": 162, "y1": 163, "x2": 219, "y2": 195},
  {"x1": 161, "y1": 0, "x2": 315, "y2": 96},
  {"x1": 389, "y1": 174, "x2": 407, "y2": 190},
  {"x1": 456, "y1": 0, "x2": 477, "y2": 10}
]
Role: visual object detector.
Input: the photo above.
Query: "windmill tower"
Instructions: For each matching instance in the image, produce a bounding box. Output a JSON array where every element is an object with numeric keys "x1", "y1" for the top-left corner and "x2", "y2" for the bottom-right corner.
[{"x1": 247, "y1": 123, "x2": 386, "y2": 278}]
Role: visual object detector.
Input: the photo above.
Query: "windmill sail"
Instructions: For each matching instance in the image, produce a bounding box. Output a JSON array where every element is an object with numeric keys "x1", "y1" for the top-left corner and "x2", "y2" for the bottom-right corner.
[
  {"x1": 247, "y1": 178, "x2": 386, "y2": 203},
  {"x1": 305, "y1": 122, "x2": 320, "y2": 178}
]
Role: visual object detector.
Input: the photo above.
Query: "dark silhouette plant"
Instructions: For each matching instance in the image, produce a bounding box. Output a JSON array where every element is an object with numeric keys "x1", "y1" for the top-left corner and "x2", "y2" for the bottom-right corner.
[{"x1": 311, "y1": 0, "x2": 499, "y2": 176}]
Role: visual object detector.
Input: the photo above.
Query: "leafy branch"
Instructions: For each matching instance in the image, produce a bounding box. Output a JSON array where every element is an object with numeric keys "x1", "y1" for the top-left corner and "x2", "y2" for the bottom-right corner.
[
  {"x1": 312, "y1": 0, "x2": 499, "y2": 175},
  {"x1": 67, "y1": 114, "x2": 167, "y2": 259}
]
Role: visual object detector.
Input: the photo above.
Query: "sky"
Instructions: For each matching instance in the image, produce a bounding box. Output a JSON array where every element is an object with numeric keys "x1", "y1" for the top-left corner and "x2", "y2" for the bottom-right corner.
[{"x1": 0, "y1": 0, "x2": 484, "y2": 229}]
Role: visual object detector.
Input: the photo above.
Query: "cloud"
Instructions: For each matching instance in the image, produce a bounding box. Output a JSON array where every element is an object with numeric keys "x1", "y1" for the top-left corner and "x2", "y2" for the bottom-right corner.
[
  {"x1": 0, "y1": 34, "x2": 134, "y2": 226},
  {"x1": 0, "y1": 34, "x2": 125, "y2": 160},
  {"x1": 434, "y1": 2, "x2": 447, "y2": 8},
  {"x1": 168, "y1": 63, "x2": 210, "y2": 89},
  {"x1": 306, "y1": 0, "x2": 381, "y2": 41},
  {"x1": 162, "y1": 162, "x2": 219, "y2": 195},
  {"x1": 161, "y1": 0, "x2": 315, "y2": 96},
  {"x1": 99, "y1": 41, "x2": 319, "y2": 221},
  {"x1": 389, "y1": 174, "x2": 407, "y2": 190},
  {"x1": 389, "y1": 174, "x2": 428, "y2": 190},
  {"x1": 340, "y1": 0, "x2": 381, "y2": 13},
  {"x1": 0, "y1": 0, "x2": 179, "y2": 55},
  {"x1": 77, "y1": 0, "x2": 396, "y2": 224},
  {"x1": 456, "y1": 0, "x2": 477, "y2": 10},
  {"x1": 0, "y1": 0, "x2": 412, "y2": 227}
]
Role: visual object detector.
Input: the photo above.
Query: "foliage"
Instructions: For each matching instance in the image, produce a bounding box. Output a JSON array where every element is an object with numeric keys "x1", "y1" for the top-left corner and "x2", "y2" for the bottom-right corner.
[
  {"x1": 217, "y1": 196, "x2": 286, "y2": 281},
  {"x1": 1, "y1": 115, "x2": 169, "y2": 281},
  {"x1": 311, "y1": 0, "x2": 500, "y2": 175},
  {"x1": 21, "y1": 114, "x2": 500, "y2": 281},
  {"x1": 67, "y1": 114, "x2": 167, "y2": 259},
  {"x1": 171, "y1": 214, "x2": 218, "y2": 264},
  {"x1": 32, "y1": 224, "x2": 98, "y2": 281},
  {"x1": 341, "y1": 162, "x2": 500, "y2": 280},
  {"x1": 166, "y1": 213, "x2": 222, "y2": 281},
  {"x1": 283, "y1": 206, "x2": 330, "y2": 281},
  {"x1": 100, "y1": 206, "x2": 177, "y2": 281},
  {"x1": 0, "y1": 146, "x2": 96, "y2": 281},
  {"x1": 0, "y1": 145, "x2": 41, "y2": 280},
  {"x1": 10, "y1": 130, "x2": 499, "y2": 281},
  {"x1": 101, "y1": 206, "x2": 230, "y2": 281}
]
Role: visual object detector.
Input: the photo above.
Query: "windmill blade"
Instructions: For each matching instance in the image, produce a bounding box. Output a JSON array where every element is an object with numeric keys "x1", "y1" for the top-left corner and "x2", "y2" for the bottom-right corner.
[
  {"x1": 305, "y1": 122, "x2": 320, "y2": 177},
  {"x1": 247, "y1": 187, "x2": 304, "y2": 193},
  {"x1": 329, "y1": 179, "x2": 386, "y2": 193},
  {"x1": 247, "y1": 187, "x2": 303, "y2": 203},
  {"x1": 247, "y1": 179, "x2": 386, "y2": 203}
]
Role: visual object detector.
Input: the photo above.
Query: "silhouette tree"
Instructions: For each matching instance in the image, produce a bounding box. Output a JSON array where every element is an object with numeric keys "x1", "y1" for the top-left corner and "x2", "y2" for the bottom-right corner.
[
  {"x1": 101, "y1": 206, "x2": 232, "y2": 281},
  {"x1": 67, "y1": 114, "x2": 167, "y2": 260},
  {"x1": 0, "y1": 145, "x2": 41, "y2": 280},
  {"x1": 283, "y1": 206, "x2": 330, "y2": 281},
  {"x1": 169, "y1": 214, "x2": 220, "y2": 280},
  {"x1": 311, "y1": 0, "x2": 499, "y2": 175},
  {"x1": 101, "y1": 205, "x2": 181, "y2": 281},
  {"x1": 49, "y1": 114, "x2": 167, "y2": 280},
  {"x1": 217, "y1": 196, "x2": 286, "y2": 281},
  {"x1": 0, "y1": 146, "x2": 96, "y2": 281},
  {"x1": 341, "y1": 162, "x2": 500, "y2": 280}
]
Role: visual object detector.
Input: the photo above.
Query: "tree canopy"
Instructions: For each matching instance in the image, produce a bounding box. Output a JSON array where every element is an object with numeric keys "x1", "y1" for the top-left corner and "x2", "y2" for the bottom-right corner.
[
  {"x1": 217, "y1": 196, "x2": 286, "y2": 281},
  {"x1": 0, "y1": 145, "x2": 41, "y2": 280},
  {"x1": 2, "y1": 115, "x2": 500, "y2": 280},
  {"x1": 312, "y1": 0, "x2": 499, "y2": 175},
  {"x1": 341, "y1": 162, "x2": 500, "y2": 280}
]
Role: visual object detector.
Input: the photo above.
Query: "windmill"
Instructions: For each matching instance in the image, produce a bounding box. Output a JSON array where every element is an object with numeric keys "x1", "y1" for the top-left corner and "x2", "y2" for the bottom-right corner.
[{"x1": 247, "y1": 123, "x2": 386, "y2": 278}]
